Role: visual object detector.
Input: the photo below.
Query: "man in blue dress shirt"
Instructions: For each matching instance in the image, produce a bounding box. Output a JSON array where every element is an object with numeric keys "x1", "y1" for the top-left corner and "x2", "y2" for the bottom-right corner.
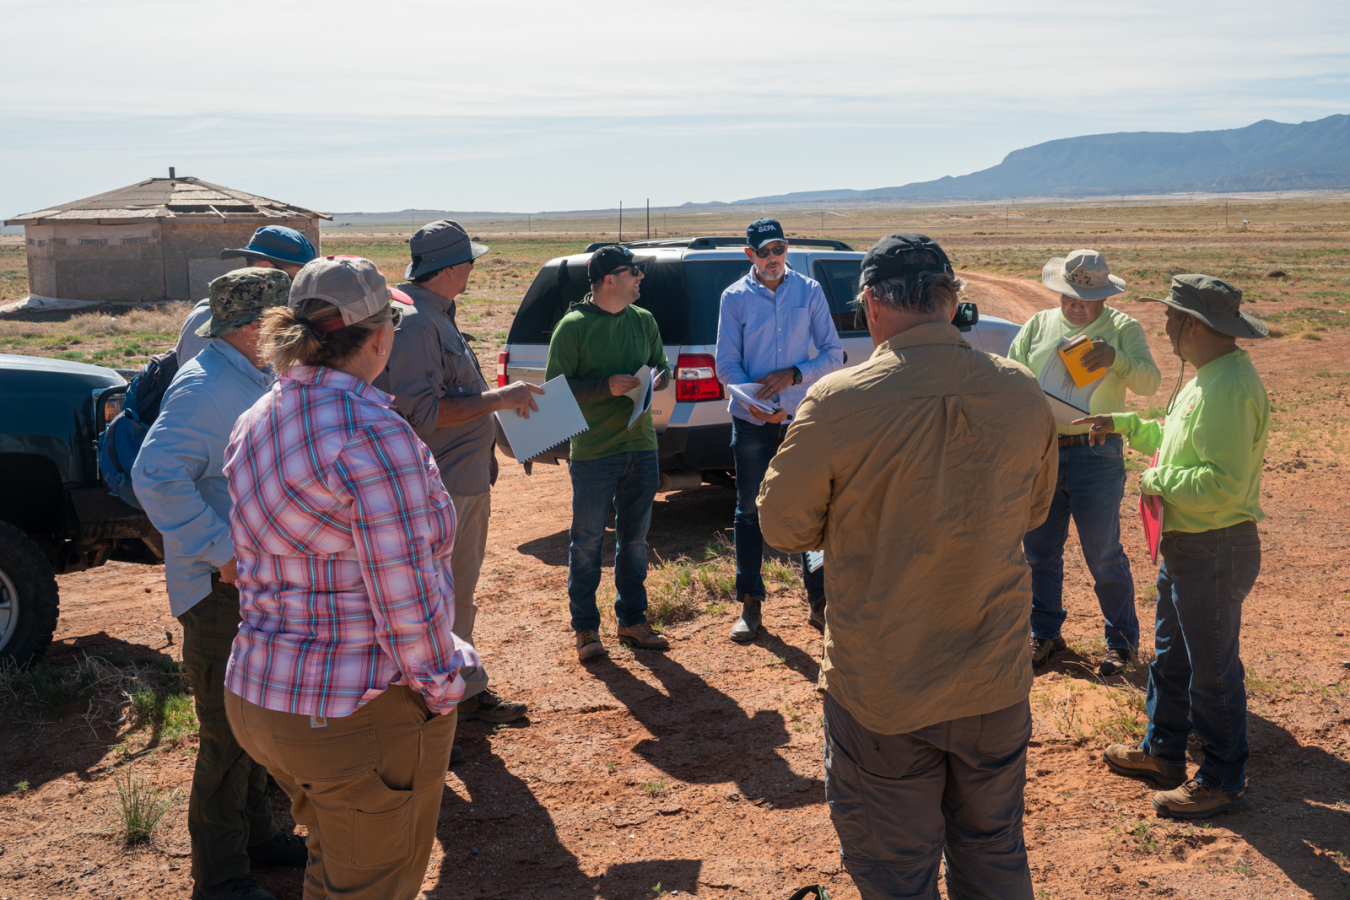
[{"x1": 715, "y1": 218, "x2": 844, "y2": 642}]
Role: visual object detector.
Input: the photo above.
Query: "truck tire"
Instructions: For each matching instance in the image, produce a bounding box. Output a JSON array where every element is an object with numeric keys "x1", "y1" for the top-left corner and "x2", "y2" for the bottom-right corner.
[{"x1": 0, "y1": 520, "x2": 60, "y2": 669}]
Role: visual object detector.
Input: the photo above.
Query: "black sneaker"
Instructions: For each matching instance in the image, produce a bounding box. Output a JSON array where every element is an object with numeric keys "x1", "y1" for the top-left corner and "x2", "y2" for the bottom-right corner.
[
  {"x1": 458, "y1": 688, "x2": 528, "y2": 724},
  {"x1": 192, "y1": 875, "x2": 275, "y2": 900},
  {"x1": 248, "y1": 831, "x2": 306, "y2": 870},
  {"x1": 1099, "y1": 647, "x2": 1132, "y2": 676},
  {"x1": 1030, "y1": 636, "x2": 1066, "y2": 669}
]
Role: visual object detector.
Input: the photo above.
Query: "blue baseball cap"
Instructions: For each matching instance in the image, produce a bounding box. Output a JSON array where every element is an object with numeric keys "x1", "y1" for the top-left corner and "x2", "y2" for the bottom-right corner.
[
  {"x1": 219, "y1": 226, "x2": 318, "y2": 268},
  {"x1": 746, "y1": 217, "x2": 786, "y2": 250}
]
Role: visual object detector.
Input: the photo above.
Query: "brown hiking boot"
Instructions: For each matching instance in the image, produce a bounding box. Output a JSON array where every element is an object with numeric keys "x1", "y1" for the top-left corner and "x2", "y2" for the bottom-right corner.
[
  {"x1": 1031, "y1": 635, "x2": 1066, "y2": 669},
  {"x1": 1102, "y1": 743, "x2": 1187, "y2": 789},
  {"x1": 1153, "y1": 779, "x2": 1249, "y2": 819},
  {"x1": 1099, "y1": 647, "x2": 1132, "y2": 677},
  {"x1": 458, "y1": 688, "x2": 528, "y2": 724},
  {"x1": 576, "y1": 630, "x2": 608, "y2": 662},
  {"x1": 617, "y1": 622, "x2": 669, "y2": 650}
]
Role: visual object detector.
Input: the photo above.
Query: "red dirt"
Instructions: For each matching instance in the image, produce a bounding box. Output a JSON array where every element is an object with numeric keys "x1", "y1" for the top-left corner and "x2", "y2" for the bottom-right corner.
[{"x1": 3, "y1": 277, "x2": 1349, "y2": 900}]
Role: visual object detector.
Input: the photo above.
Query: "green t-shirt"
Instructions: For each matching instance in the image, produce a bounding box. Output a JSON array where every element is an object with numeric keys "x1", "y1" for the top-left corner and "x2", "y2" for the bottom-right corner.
[
  {"x1": 1115, "y1": 349, "x2": 1269, "y2": 534},
  {"x1": 1007, "y1": 306, "x2": 1161, "y2": 434},
  {"x1": 545, "y1": 299, "x2": 670, "y2": 461}
]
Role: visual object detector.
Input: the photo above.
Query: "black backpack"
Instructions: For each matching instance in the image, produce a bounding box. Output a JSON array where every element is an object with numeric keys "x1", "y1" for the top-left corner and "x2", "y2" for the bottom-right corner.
[{"x1": 97, "y1": 349, "x2": 180, "y2": 509}]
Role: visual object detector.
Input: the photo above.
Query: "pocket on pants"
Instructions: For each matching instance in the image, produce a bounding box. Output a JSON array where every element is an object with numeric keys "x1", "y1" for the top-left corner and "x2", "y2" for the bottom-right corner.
[
  {"x1": 1230, "y1": 545, "x2": 1261, "y2": 602},
  {"x1": 348, "y1": 771, "x2": 415, "y2": 869}
]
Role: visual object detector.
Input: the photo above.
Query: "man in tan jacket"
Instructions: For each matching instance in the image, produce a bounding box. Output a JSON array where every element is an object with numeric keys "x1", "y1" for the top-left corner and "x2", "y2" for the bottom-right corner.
[{"x1": 760, "y1": 233, "x2": 1057, "y2": 900}]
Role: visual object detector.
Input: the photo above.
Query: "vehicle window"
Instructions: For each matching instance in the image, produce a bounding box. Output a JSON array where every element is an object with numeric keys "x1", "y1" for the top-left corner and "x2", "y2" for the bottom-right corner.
[
  {"x1": 814, "y1": 259, "x2": 865, "y2": 334},
  {"x1": 683, "y1": 260, "x2": 752, "y2": 346},
  {"x1": 507, "y1": 260, "x2": 592, "y2": 343}
]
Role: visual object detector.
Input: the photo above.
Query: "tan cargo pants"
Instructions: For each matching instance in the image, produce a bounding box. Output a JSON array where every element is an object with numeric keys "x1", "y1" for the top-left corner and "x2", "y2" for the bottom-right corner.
[
  {"x1": 225, "y1": 685, "x2": 456, "y2": 900},
  {"x1": 450, "y1": 491, "x2": 491, "y2": 700}
]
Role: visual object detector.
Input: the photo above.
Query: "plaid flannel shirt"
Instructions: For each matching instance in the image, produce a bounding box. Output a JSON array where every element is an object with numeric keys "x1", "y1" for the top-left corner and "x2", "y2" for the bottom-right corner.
[{"x1": 223, "y1": 365, "x2": 479, "y2": 717}]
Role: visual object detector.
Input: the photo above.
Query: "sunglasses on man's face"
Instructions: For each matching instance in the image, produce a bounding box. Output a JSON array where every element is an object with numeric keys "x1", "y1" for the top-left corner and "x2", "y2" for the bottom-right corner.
[
  {"x1": 754, "y1": 243, "x2": 787, "y2": 259},
  {"x1": 613, "y1": 264, "x2": 643, "y2": 277}
]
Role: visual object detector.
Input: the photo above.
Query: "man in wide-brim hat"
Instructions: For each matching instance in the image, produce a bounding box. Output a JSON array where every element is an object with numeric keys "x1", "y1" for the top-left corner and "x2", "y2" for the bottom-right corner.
[
  {"x1": 1076, "y1": 274, "x2": 1270, "y2": 820},
  {"x1": 1008, "y1": 250, "x2": 1161, "y2": 677}
]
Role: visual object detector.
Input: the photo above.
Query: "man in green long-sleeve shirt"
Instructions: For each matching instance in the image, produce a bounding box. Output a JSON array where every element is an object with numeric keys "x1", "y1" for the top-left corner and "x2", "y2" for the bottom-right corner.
[
  {"x1": 546, "y1": 245, "x2": 671, "y2": 663},
  {"x1": 1008, "y1": 250, "x2": 1160, "y2": 676},
  {"x1": 1076, "y1": 274, "x2": 1269, "y2": 820}
]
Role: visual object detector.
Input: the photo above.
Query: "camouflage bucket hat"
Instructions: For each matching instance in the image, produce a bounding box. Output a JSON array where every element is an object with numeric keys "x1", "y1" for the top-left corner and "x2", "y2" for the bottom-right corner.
[
  {"x1": 1140, "y1": 274, "x2": 1269, "y2": 339},
  {"x1": 196, "y1": 267, "x2": 292, "y2": 337}
]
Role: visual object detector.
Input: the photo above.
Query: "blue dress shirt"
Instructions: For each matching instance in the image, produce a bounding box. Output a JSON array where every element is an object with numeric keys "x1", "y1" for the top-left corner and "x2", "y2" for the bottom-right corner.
[
  {"x1": 133, "y1": 340, "x2": 272, "y2": 616},
  {"x1": 715, "y1": 267, "x2": 844, "y2": 422}
]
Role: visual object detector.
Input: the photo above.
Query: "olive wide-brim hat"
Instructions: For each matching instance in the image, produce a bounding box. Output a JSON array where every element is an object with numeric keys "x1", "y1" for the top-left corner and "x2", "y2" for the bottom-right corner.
[
  {"x1": 1042, "y1": 249, "x2": 1126, "y2": 301},
  {"x1": 1141, "y1": 274, "x2": 1269, "y2": 339}
]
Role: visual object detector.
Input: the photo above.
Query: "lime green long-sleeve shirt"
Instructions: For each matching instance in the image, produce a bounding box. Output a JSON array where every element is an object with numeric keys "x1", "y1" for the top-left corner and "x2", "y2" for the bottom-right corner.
[
  {"x1": 1007, "y1": 306, "x2": 1161, "y2": 435},
  {"x1": 1114, "y1": 349, "x2": 1269, "y2": 534}
]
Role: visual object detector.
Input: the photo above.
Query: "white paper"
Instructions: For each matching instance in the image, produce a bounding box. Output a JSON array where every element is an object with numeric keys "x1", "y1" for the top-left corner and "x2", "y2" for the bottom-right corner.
[
  {"x1": 494, "y1": 374, "x2": 590, "y2": 462},
  {"x1": 728, "y1": 382, "x2": 780, "y2": 416},
  {"x1": 1038, "y1": 335, "x2": 1102, "y2": 426},
  {"x1": 624, "y1": 365, "x2": 654, "y2": 430},
  {"x1": 805, "y1": 550, "x2": 824, "y2": 572}
]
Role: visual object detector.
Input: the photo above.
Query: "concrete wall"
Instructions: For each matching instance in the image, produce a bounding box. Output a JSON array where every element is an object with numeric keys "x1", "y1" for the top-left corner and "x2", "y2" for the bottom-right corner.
[{"x1": 23, "y1": 217, "x2": 322, "y2": 302}]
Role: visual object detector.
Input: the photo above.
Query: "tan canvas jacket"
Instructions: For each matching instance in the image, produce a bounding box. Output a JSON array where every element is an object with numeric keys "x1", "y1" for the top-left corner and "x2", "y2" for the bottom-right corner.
[{"x1": 759, "y1": 322, "x2": 1057, "y2": 735}]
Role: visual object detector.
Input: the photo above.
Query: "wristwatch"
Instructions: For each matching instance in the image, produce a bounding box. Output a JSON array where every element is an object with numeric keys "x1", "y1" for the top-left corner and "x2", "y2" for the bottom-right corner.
[{"x1": 792, "y1": 366, "x2": 802, "y2": 385}]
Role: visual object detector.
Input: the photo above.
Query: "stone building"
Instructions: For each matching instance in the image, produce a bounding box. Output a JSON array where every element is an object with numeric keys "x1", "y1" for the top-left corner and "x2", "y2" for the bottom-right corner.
[{"x1": 5, "y1": 173, "x2": 328, "y2": 303}]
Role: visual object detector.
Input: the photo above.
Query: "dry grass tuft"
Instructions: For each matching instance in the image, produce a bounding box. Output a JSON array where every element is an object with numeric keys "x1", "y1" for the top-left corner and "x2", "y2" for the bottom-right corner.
[{"x1": 0, "y1": 303, "x2": 193, "y2": 339}]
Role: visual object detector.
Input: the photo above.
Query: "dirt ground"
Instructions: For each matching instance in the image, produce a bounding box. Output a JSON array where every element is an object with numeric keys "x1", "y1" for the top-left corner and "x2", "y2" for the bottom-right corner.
[{"x1": 2, "y1": 267, "x2": 1349, "y2": 900}]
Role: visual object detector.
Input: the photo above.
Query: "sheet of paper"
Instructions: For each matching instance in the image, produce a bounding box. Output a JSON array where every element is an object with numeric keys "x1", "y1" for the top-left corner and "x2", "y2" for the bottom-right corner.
[
  {"x1": 728, "y1": 382, "x2": 780, "y2": 416},
  {"x1": 624, "y1": 365, "x2": 654, "y2": 430},
  {"x1": 805, "y1": 550, "x2": 824, "y2": 573},
  {"x1": 1038, "y1": 335, "x2": 1102, "y2": 426},
  {"x1": 1139, "y1": 450, "x2": 1164, "y2": 564},
  {"x1": 494, "y1": 374, "x2": 590, "y2": 462}
]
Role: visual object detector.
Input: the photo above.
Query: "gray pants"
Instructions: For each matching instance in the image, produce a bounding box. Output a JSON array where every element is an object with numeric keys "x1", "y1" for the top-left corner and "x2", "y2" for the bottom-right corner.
[
  {"x1": 449, "y1": 492, "x2": 491, "y2": 700},
  {"x1": 823, "y1": 693, "x2": 1033, "y2": 900}
]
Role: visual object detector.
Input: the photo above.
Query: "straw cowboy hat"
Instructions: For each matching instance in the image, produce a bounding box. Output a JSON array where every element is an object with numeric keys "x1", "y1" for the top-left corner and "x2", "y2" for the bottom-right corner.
[{"x1": 1042, "y1": 249, "x2": 1126, "y2": 301}]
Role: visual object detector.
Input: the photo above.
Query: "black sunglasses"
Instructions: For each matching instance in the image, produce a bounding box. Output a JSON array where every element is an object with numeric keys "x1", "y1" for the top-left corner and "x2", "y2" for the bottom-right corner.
[
  {"x1": 612, "y1": 264, "x2": 643, "y2": 277},
  {"x1": 389, "y1": 305, "x2": 403, "y2": 329},
  {"x1": 753, "y1": 243, "x2": 787, "y2": 259}
]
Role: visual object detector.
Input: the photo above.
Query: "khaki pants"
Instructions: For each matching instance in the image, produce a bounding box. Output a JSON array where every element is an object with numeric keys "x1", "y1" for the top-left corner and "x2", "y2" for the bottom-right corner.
[
  {"x1": 225, "y1": 686, "x2": 456, "y2": 900},
  {"x1": 178, "y1": 577, "x2": 278, "y2": 886},
  {"x1": 450, "y1": 491, "x2": 491, "y2": 699}
]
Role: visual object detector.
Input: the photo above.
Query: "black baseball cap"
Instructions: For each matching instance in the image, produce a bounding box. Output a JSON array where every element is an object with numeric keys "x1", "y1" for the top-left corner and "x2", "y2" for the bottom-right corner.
[
  {"x1": 588, "y1": 245, "x2": 637, "y2": 283},
  {"x1": 860, "y1": 233, "x2": 952, "y2": 288},
  {"x1": 746, "y1": 217, "x2": 786, "y2": 250}
]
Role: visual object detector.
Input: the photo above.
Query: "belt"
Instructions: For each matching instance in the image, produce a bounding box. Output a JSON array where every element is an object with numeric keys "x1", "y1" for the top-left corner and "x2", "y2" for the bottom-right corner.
[{"x1": 1058, "y1": 433, "x2": 1121, "y2": 448}]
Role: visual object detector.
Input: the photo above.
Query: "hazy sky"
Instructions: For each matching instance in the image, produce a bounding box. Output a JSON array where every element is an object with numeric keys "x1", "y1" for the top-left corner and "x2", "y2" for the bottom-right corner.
[{"x1": 4, "y1": 0, "x2": 1348, "y2": 216}]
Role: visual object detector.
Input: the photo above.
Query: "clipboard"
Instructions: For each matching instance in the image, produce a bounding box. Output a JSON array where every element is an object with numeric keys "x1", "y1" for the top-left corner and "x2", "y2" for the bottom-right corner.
[
  {"x1": 1038, "y1": 334, "x2": 1103, "y2": 426},
  {"x1": 1139, "y1": 450, "x2": 1164, "y2": 563}
]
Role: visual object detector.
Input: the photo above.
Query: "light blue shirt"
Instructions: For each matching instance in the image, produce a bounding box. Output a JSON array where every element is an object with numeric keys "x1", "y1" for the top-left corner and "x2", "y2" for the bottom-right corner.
[
  {"x1": 715, "y1": 267, "x2": 844, "y2": 422},
  {"x1": 174, "y1": 299, "x2": 213, "y2": 364},
  {"x1": 133, "y1": 340, "x2": 272, "y2": 616}
]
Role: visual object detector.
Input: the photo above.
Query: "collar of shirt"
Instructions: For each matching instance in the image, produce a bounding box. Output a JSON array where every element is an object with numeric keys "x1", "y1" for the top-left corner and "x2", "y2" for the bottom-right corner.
[
  {"x1": 741, "y1": 266, "x2": 799, "y2": 301},
  {"x1": 207, "y1": 337, "x2": 272, "y2": 389},
  {"x1": 872, "y1": 321, "x2": 969, "y2": 359},
  {"x1": 399, "y1": 281, "x2": 457, "y2": 322},
  {"x1": 285, "y1": 365, "x2": 396, "y2": 409}
]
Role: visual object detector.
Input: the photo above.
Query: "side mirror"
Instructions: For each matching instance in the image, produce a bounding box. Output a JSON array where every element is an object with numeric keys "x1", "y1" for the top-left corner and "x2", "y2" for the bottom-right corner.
[{"x1": 952, "y1": 301, "x2": 979, "y2": 332}]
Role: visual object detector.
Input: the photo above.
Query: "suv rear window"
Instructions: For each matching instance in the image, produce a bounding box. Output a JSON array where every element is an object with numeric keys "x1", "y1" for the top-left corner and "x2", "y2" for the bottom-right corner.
[
  {"x1": 813, "y1": 259, "x2": 865, "y2": 334},
  {"x1": 507, "y1": 257, "x2": 753, "y2": 346}
]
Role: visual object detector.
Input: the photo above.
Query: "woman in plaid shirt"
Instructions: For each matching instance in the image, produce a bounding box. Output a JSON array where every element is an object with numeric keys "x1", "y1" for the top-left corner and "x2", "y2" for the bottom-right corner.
[{"x1": 223, "y1": 257, "x2": 478, "y2": 900}]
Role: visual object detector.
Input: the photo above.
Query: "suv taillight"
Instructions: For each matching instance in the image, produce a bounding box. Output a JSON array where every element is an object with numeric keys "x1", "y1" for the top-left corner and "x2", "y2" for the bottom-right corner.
[
  {"x1": 675, "y1": 353, "x2": 722, "y2": 402},
  {"x1": 497, "y1": 350, "x2": 509, "y2": 388}
]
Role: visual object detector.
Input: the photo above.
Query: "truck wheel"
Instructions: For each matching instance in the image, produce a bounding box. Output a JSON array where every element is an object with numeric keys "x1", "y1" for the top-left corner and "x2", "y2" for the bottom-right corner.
[{"x1": 0, "y1": 521, "x2": 60, "y2": 669}]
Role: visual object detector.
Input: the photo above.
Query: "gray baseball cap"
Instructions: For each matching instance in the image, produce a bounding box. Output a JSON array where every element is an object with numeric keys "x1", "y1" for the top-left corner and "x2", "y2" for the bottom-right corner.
[
  {"x1": 405, "y1": 219, "x2": 489, "y2": 280},
  {"x1": 1141, "y1": 274, "x2": 1268, "y2": 339},
  {"x1": 290, "y1": 256, "x2": 393, "y2": 327}
]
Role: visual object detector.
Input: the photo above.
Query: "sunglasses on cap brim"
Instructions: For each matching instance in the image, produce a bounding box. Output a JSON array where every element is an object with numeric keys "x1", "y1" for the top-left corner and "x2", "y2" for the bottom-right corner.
[{"x1": 753, "y1": 242, "x2": 787, "y2": 259}]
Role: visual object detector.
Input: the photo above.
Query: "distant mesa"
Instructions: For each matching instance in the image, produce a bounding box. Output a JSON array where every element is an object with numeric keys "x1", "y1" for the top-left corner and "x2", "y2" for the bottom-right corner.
[{"x1": 731, "y1": 114, "x2": 1350, "y2": 205}]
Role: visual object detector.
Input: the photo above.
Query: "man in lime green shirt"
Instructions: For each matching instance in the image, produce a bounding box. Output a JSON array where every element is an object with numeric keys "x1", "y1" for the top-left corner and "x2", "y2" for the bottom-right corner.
[
  {"x1": 1077, "y1": 274, "x2": 1269, "y2": 820},
  {"x1": 1008, "y1": 250, "x2": 1160, "y2": 676},
  {"x1": 546, "y1": 245, "x2": 671, "y2": 662}
]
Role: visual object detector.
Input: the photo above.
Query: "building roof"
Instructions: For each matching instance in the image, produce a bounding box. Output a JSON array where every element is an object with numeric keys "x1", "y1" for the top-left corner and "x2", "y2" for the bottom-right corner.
[{"x1": 5, "y1": 176, "x2": 332, "y2": 226}]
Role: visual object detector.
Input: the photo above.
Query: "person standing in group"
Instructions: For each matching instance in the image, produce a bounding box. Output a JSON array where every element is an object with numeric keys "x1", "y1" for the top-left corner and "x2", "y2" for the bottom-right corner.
[
  {"x1": 759, "y1": 234, "x2": 1057, "y2": 900},
  {"x1": 546, "y1": 245, "x2": 672, "y2": 662},
  {"x1": 1007, "y1": 250, "x2": 1160, "y2": 675},
  {"x1": 715, "y1": 217, "x2": 843, "y2": 642},
  {"x1": 376, "y1": 219, "x2": 542, "y2": 731},
  {"x1": 1082, "y1": 275, "x2": 1269, "y2": 819},
  {"x1": 176, "y1": 226, "x2": 317, "y2": 364},
  {"x1": 223, "y1": 257, "x2": 479, "y2": 900},
  {"x1": 134, "y1": 269, "x2": 305, "y2": 900}
]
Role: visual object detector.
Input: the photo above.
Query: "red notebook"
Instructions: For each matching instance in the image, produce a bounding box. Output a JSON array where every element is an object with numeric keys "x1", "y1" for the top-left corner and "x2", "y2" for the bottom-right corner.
[{"x1": 1139, "y1": 451, "x2": 1164, "y2": 564}]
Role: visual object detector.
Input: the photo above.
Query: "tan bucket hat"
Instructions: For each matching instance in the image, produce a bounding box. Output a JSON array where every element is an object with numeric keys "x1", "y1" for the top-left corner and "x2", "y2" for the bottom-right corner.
[{"x1": 1042, "y1": 249, "x2": 1126, "y2": 301}]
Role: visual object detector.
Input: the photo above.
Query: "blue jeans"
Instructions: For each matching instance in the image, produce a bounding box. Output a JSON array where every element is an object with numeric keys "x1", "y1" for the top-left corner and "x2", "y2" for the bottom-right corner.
[
  {"x1": 1142, "y1": 522, "x2": 1260, "y2": 793},
  {"x1": 731, "y1": 416, "x2": 825, "y2": 607},
  {"x1": 1023, "y1": 437, "x2": 1138, "y2": 651},
  {"x1": 567, "y1": 451, "x2": 660, "y2": 633}
]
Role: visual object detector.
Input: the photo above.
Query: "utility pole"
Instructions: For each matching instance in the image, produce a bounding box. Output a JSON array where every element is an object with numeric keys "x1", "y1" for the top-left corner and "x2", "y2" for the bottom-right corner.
[
  {"x1": 820, "y1": 211, "x2": 824, "y2": 233},
  {"x1": 619, "y1": 201, "x2": 623, "y2": 242},
  {"x1": 646, "y1": 198, "x2": 650, "y2": 239},
  {"x1": 528, "y1": 214, "x2": 532, "y2": 232},
  {"x1": 1224, "y1": 201, "x2": 1228, "y2": 227}
]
